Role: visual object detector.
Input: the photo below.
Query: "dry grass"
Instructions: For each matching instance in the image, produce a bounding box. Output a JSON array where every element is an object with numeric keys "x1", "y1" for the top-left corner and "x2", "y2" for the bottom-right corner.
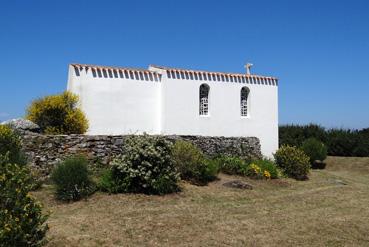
[{"x1": 33, "y1": 156, "x2": 369, "y2": 247}]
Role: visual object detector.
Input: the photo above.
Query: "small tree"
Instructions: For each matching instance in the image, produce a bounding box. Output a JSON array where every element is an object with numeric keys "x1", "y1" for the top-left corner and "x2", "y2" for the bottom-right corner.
[
  {"x1": 26, "y1": 91, "x2": 88, "y2": 134},
  {"x1": 301, "y1": 138, "x2": 327, "y2": 164}
]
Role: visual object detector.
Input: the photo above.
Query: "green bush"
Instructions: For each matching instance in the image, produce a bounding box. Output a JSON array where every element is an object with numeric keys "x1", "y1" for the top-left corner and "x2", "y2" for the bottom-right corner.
[
  {"x1": 301, "y1": 138, "x2": 327, "y2": 164},
  {"x1": 250, "y1": 159, "x2": 279, "y2": 179},
  {"x1": 51, "y1": 155, "x2": 96, "y2": 201},
  {"x1": 98, "y1": 169, "x2": 120, "y2": 193},
  {"x1": 171, "y1": 140, "x2": 218, "y2": 185},
  {"x1": 0, "y1": 125, "x2": 26, "y2": 165},
  {"x1": 216, "y1": 155, "x2": 249, "y2": 175},
  {"x1": 0, "y1": 155, "x2": 48, "y2": 246},
  {"x1": 26, "y1": 91, "x2": 88, "y2": 134},
  {"x1": 108, "y1": 135, "x2": 179, "y2": 195},
  {"x1": 274, "y1": 145, "x2": 310, "y2": 180}
]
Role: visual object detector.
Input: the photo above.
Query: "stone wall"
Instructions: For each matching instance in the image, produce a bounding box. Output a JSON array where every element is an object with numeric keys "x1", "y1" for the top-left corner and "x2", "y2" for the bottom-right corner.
[{"x1": 20, "y1": 133, "x2": 261, "y2": 177}]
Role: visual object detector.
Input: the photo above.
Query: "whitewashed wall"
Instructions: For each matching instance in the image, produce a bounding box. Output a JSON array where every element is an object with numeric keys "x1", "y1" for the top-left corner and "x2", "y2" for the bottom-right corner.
[
  {"x1": 67, "y1": 65, "x2": 278, "y2": 157},
  {"x1": 158, "y1": 72, "x2": 278, "y2": 157},
  {"x1": 67, "y1": 66, "x2": 161, "y2": 135}
]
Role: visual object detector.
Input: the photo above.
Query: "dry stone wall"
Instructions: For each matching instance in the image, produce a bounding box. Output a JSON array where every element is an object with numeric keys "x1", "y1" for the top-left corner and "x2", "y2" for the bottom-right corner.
[{"x1": 20, "y1": 133, "x2": 261, "y2": 177}]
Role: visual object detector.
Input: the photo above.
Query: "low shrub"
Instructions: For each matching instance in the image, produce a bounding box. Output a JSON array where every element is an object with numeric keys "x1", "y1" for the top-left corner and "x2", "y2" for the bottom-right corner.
[
  {"x1": 0, "y1": 155, "x2": 48, "y2": 246},
  {"x1": 216, "y1": 155, "x2": 249, "y2": 175},
  {"x1": 0, "y1": 125, "x2": 26, "y2": 165},
  {"x1": 108, "y1": 135, "x2": 179, "y2": 195},
  {"x1": 301, "y1": 138, "x2": 327, "y2": 164},
  {"x1": 250, "y1": 159, "x2": 279, "y2": 179},
  {"x1": 274, "y1": 145, "x2": 310, "y2": 180},
  {"x1": 98, "y1": 169, "x2": 121, "y2": 193},
  {"x1": 26, "y1": 91, "x2": 89, "y2": 134},
  {"x1": 171, "y1": 140, "x2": 218, "y2": 185},
  {"x1": 51, "y1": 155, "x2": 96, "y2": 201}
]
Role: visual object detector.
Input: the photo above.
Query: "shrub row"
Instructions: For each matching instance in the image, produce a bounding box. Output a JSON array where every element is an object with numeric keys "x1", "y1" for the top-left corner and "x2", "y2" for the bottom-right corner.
[
  {"x1": 214, "y1": 155, "x2": 280, "y2": 179},
  {"x1": 279, "y1": 124, "x2": 369, "y2": 157}
]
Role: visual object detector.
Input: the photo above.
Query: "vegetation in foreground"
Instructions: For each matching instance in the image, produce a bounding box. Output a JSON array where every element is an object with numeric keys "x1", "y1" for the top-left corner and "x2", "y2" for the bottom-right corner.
[
  {"x1": 0, "y1": 155, "x2": 48, "y2": 247},
  {"x1": 33, "y1": 156, "x2": 369, "y2": 246}
]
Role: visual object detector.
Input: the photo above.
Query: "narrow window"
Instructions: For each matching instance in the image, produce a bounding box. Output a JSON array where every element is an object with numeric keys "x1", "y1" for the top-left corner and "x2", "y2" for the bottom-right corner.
[
  {"x1": 241, "y1": 87, "x2": 249, "y2": 117},
  {"x1": 199, "y1": 84, "x2": 210, "y2": 116},
  {"x1": 92, "y1": 69, "x2": 96, "y2": 77},
  {"x1": 119, "y1": 70, "x2": 124, "y2": 78}
]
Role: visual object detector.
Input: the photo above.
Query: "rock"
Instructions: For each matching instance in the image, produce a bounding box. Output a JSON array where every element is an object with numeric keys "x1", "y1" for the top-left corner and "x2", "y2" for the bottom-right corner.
[
  {"x1": 1, "y1": 118, "x2": 40, "y2": 133},
  {"x1": 311, "y1": 160, "x2": 326, "y2": 169},
  {"x1": 223, "y1": 180, "x2": 253, "y2": 190}
]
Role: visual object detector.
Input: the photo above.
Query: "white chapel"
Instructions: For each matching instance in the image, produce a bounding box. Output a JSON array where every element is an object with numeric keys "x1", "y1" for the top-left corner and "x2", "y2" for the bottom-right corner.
[{"x1": 67, "y1": 63, "x2": 278, "y2": 157}]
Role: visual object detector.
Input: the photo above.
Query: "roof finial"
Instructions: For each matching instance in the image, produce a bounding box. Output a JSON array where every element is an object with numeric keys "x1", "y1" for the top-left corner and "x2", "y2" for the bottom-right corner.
[{"x1": 245, "y1": 63, "x2": 253, "y2": 75}]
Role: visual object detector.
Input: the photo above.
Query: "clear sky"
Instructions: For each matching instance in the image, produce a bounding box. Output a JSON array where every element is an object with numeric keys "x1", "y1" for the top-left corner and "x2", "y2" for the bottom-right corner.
[{"x1": 1, "y1": 0, "x2": 368, "y2": 129}]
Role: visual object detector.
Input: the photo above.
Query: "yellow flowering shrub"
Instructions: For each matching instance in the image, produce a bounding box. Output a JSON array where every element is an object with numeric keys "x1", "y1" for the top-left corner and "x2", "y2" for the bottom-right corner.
[
  {"x1": 0, "y1": 125, "x2": 26, "y2": 165},
  {"x1": 0, "y1": 155, "x2": 48, "y2": 246},
  {"x1": 244, "y1": 159, "x2": 278, "y2": 179},
  {"x1": 26, "y1": 91, "x2": 88, "y2": 134},
  {"x1": 274, "y1": 145, "x2": 310, "y2": 180}
]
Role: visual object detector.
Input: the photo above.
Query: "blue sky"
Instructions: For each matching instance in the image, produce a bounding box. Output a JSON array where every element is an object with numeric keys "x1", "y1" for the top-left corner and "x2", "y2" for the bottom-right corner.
[{"x1": 1, "y1": 0, "x2": 368, "y2": 129}]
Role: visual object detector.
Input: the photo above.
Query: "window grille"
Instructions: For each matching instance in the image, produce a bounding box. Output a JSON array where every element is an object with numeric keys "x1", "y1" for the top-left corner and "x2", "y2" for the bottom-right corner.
[
  {"x1": 199, "y1": 84, "x2": 210, "y2": 115},
  {"x1": 241, "y1": 87, "x2": 249, "y2": 117}
]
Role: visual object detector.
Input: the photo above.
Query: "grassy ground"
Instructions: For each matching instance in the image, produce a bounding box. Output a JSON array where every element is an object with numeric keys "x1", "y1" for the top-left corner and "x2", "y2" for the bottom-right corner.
[{"x1": 33, "y1": 156, "x2": 369, "y2": 247}]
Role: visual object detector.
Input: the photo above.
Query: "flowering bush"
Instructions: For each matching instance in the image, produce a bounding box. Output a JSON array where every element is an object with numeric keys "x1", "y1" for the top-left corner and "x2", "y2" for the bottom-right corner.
[
  {"x1": 243, "y1": 162, "x2": 275, "y2": 179},
  {"x1": 26, "y1": 91, "x2": 88, "y2": 134},
  {"x1": 105, "y1": 135, "x2": 180, "y2": 195},
  {"x1": 247, "y1": 159, "x2": 279, "y2": 179},
  {"x1": 0, "y1": 155, "x2": 48, "y2": 246},
  {"x1": 171, "y1": 140, "x2": 219, "y2": 185},
  {"x1": 0, "y1": 125, "x2": 26, "y2": 165},
  {"x1": 51, "y1": 155, "x2": 96, "y2": 201},
  {"x1": 274, "y1": 145, "x2": 310, "y2": 180}
]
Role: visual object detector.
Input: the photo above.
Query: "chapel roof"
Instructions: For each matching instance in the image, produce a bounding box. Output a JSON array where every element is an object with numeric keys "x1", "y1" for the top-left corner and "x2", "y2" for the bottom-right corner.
[
  {"x1": 70, "y1": 63, "x2": 278, "y2": 85},
  {"x1": 149, "y1": 65, "x2": 278, "y2": 80},
  {"x1": 70, "y1": 63, "x2": 159, "y2": 74}
]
